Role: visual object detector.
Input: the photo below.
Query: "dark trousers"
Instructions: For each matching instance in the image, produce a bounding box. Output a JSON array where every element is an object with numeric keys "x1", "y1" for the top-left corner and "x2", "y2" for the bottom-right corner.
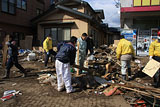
[
  {"x1": 45, "y1": 49, "x2": 57, "y2": 66},
  {"x1": 6, "y1": 56, "x2": 25, "y2": 76},
  {"x1": 153, "y1": 56, "x2": 160, "y2": 87},
  {"x1": 86, "y1": 48, "x2": 94, "y2": 55}
]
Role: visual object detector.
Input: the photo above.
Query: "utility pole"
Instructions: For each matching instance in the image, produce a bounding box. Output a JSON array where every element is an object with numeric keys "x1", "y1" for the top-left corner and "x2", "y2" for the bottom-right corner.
[{"x1": 114, "y1": 0, "x2": 120, "y2": 8}]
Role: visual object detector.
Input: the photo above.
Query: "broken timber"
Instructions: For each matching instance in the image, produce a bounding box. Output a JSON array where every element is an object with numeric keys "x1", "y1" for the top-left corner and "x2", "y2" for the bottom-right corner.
[{"x1": 2, "y1": 35, "x2": 10, "y2": 68}]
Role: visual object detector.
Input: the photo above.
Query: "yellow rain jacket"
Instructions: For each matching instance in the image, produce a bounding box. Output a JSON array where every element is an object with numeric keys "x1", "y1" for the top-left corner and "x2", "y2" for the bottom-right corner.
[
  {"x1": 116, "y1": 38, "x2": 135, "y2": 59},
  {"x1": 149, "y1": 40, "x2": 160, "y2": 57},
  {"x1": 43, "y1": 37, "x2": 52, "y2": 52}
]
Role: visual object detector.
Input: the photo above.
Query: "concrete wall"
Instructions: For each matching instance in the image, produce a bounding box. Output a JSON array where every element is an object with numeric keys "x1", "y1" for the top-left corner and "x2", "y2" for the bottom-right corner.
[{"x1": 120, "y1": 0, "x2": 133, "y2": 7}]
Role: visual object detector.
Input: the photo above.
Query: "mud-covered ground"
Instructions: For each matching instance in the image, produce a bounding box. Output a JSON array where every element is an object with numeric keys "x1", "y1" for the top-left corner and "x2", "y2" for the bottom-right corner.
[{"x1": 0, "y1": 60, "x2": 130, "y2": 107}]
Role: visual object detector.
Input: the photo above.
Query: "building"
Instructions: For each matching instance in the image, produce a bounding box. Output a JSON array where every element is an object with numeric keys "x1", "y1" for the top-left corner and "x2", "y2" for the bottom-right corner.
[
  {"x1": 32, "y1": 0, "x2": 106, "y2": 47},
  {"x1": 0, "y1": 0, "x2": 51, "y2": 46},
  {"x1": 120, "y1": 0, "x2": 160, "y2": 55}
]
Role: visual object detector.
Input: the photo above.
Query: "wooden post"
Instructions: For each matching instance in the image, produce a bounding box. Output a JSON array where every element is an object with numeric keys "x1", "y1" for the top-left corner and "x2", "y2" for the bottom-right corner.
[{"x1": 2, "y1": 35, "x2": 10, "y2": 68}]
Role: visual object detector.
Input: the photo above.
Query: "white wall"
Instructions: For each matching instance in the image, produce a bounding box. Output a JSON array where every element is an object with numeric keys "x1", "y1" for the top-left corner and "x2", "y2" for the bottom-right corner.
[{"x1": 120, "y1": 0, "x2": 133, "y2": 7}]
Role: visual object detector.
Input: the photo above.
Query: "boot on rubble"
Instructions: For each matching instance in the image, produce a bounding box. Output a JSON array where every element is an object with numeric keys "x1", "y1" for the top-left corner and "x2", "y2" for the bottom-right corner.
[
  {"x1": 128, "y1": 68, "x2": 132, "y2": 80},
  {"x1": 2, "y1": 70, "x2": 10, "y2": 79},
  {"x1": 21, "y1": 70, "x2": 27, "y2": 78}
]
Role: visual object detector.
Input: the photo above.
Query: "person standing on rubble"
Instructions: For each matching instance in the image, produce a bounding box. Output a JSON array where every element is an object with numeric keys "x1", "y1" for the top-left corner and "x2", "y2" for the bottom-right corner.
[
  {"x1": 2, "y1": 35, "x2": 27, "y2": 79},
  {"x1": 55, "y1": 36, "x2": 77, "y2": 93},
  {"x1": 86, "y1": 35, "x2": 94, "y2": 55},
  {"x1": 149, "y1": 29, "x2": 160, "y2": 88},
  {"x1": 43, "y1": 34, "x2": 56, "y2": 68},
  {"x1": 75, "y1": 33, "x2": 87, "y2": 75},
  {"x1": 116, "y1": 35, "x2": 135, "y2": 80}
]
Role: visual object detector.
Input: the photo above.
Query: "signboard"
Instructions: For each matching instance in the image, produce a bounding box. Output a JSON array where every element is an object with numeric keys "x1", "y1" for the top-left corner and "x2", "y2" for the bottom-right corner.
[{"x1": 142, "y1": 59, "x2": 160, "y2": 77}]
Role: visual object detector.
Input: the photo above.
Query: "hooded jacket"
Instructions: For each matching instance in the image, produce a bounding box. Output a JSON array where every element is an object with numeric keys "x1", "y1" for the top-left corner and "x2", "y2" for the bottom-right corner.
[
  {"x1": 43, "y1": 37, "x2": 53, "y2": 52},
  {"x1": 116, "y1": 38, "x2": 135, "y2": 59},
  {"x1": 149, "y1": 40, "x2": 160, "y2": 57},
  {"x1": 56, "y1": 43, "x2": 76, "y2": 65}
]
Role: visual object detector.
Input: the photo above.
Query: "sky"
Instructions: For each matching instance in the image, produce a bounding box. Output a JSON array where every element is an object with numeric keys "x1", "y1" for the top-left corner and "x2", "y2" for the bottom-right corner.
[{"x1": 84, "y1": 0, "x2": 120, "y2": 27}]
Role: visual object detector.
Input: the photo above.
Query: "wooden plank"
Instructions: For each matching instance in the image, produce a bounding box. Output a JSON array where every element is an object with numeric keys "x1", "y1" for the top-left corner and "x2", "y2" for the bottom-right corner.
[
  {"x1": 142, "y1": 59, "x2": 160, "y2": 77},
  {"x1": 2, "y1": 35, "x2": 10, "y2": 68},
  {"x1": 25, "y1": 36, "x2": 33, "y2": 50},
  {"x1": 105, "y1": 82, "x2": 160, "y2": 94}
]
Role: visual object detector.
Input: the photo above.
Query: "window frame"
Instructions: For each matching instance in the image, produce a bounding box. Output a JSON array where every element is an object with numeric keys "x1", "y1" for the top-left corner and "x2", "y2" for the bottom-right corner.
[
  {"x1": 44, "y1": 27, "x2": 71, "y2": 46},
  {"x1": 36, "y1": 8, "x2": 43, "y2": 16},
  {"x1": 1, "y1": 0, "x2": 16, "y2": 15},
  {"x1": 16, "y1": 0, "x2": 27, "y2": 10},
  {"x1": 133, "y1": 0, "x2": 160, "y2": 7}
]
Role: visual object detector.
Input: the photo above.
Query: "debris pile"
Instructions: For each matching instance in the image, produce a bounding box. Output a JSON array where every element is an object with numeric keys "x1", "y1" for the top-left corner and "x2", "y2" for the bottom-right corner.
[{"x1": 1, "y1": 90, "x2": 22, "y2": 101}]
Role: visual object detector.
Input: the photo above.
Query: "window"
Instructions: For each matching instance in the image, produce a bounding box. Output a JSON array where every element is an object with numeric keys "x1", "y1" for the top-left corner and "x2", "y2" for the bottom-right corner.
[
  {"x1": 72, "y1": 8, "x2": 78, "y2": 11},
  {"x1": 36, "y1": 8, "x2": 43, "y2": 15},
  {"x1": 1, "y1": 0, "x2": 15, "y2": 14},
  {"x1": 44, "y1": 27, "x2": 71, "y2": 46},
  {"x1": 16, "y1": 0, "x2": 27, "y2": 10},
  {"x1": 134, "y1": 0, "x2": 160, "y2": 6}
]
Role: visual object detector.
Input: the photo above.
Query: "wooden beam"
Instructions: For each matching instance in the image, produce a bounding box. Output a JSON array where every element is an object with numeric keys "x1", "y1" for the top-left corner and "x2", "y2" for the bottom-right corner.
[{"x1": 2, "y1": 35, "x2": 10, "y2": 68}]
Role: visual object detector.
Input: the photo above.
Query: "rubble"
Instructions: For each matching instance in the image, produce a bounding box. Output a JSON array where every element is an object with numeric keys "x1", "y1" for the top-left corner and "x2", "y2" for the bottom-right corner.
[
  {"x1": 1, "y1": 44, "x2": 159, "y2": 106},
  {"x1": 1, "y1": 90, "x2": 22, "y2": 101}
]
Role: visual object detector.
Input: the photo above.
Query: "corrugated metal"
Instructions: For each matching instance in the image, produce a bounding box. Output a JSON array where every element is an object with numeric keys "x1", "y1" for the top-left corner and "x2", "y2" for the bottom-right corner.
[{"x1": 134, "y1": 0, "x2": 141, "y2": 6}]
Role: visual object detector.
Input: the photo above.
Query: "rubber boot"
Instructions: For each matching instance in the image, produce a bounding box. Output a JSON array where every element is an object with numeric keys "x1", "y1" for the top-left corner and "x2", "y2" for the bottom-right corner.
[
  {"x1": 153, "y1": 71, "x2": 160, "y2": 88},
  {"x1": 2, "y1": 70, "x2": 10, "y2": 79},
  {"x1": 122, "y1": 75, "x2": 126, "y2": 80},
  {"x1": 21, "y1": 69, "x2": 27, "y2": 78},
  {"x1": 128, "y1": 68, "x2": 131, "y2": 76},
  {"x1": 128, "y1": 68, "x2": 132, "y2": 80}
]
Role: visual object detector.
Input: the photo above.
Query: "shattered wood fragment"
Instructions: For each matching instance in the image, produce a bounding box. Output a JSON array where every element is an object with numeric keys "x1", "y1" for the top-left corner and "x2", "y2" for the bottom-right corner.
[
  {"x1": 120, "y1": 86, "x2": 160, "y2": 99},
  {"x1": 2, "y1": 35, "x2": 10, "y2": 68},
  {"x1": 105, "y1": 82, "x2": 160, "y2": 94},
  {"x1": 40, "y1": 69, "x2": 56, "y2": 72}
]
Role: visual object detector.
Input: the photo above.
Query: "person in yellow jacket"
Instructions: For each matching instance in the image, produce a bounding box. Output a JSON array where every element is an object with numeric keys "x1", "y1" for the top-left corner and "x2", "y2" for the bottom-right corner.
[
  {"x1": 116, "y1": 35, "x2": 135, "y2": 80},
  {"x1": 43, "y1": 34, "x2": 56, "y2": 68},
  {"x1": 149, "y1": 30, "x2": 160, "y2": 88}
]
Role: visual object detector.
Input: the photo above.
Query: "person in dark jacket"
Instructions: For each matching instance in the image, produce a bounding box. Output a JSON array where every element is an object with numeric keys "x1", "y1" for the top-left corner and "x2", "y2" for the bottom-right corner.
[
  {"x1": 86, "y1": 35, "x2": 94, "y2": 55},
  {"x1": 3, "y1": 36, "x2": 27, "y2": 79},
  {"x1": 55, "y1": 36, "x2": 77, "y2": 93}
]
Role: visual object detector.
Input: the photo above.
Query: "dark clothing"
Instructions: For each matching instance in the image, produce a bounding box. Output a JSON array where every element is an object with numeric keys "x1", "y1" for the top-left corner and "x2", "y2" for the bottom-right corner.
[
  {"x1": 5, "y1": 41, "x2": 26, "y2": 78},
  {"x1": 57, "y1": 41, "x2": 67, "y2": 52},
  {"x1": 45, "y1": 49, "x2": 57, "y2": 66},
  {"x1": 86, "y1": 37, "x2": 94, "y2": 55},
  {"x1": 56, "y1": 43, "x2": 76, "y2": 65},
  {"x1": 7, "y1": 41, "x2": 18, "y2": 57},
  {"x1": 7, "y1": 56, "x2": 25, "y2": 73},
  {"x1": 153, "y1": 56, "x2": 160, "y2": 87}
]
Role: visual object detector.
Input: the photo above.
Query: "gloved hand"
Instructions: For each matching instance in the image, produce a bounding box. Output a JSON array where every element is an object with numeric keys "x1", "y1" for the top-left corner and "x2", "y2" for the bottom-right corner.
[
  {"x1": 149, "y1": 56, "x2": 152, "y2": 60},
  {"x1": 47, "y1": 52, "x2": 50, "y2": 55}
]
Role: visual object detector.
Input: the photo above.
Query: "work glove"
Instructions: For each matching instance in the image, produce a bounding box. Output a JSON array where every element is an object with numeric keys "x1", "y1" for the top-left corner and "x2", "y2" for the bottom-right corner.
[
  {"x1": 149, "y1": 56, "x2": 152, "y2": 60},
  {"x1": 47, "y1": 52, "x2": 50, "y2": 55}
]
